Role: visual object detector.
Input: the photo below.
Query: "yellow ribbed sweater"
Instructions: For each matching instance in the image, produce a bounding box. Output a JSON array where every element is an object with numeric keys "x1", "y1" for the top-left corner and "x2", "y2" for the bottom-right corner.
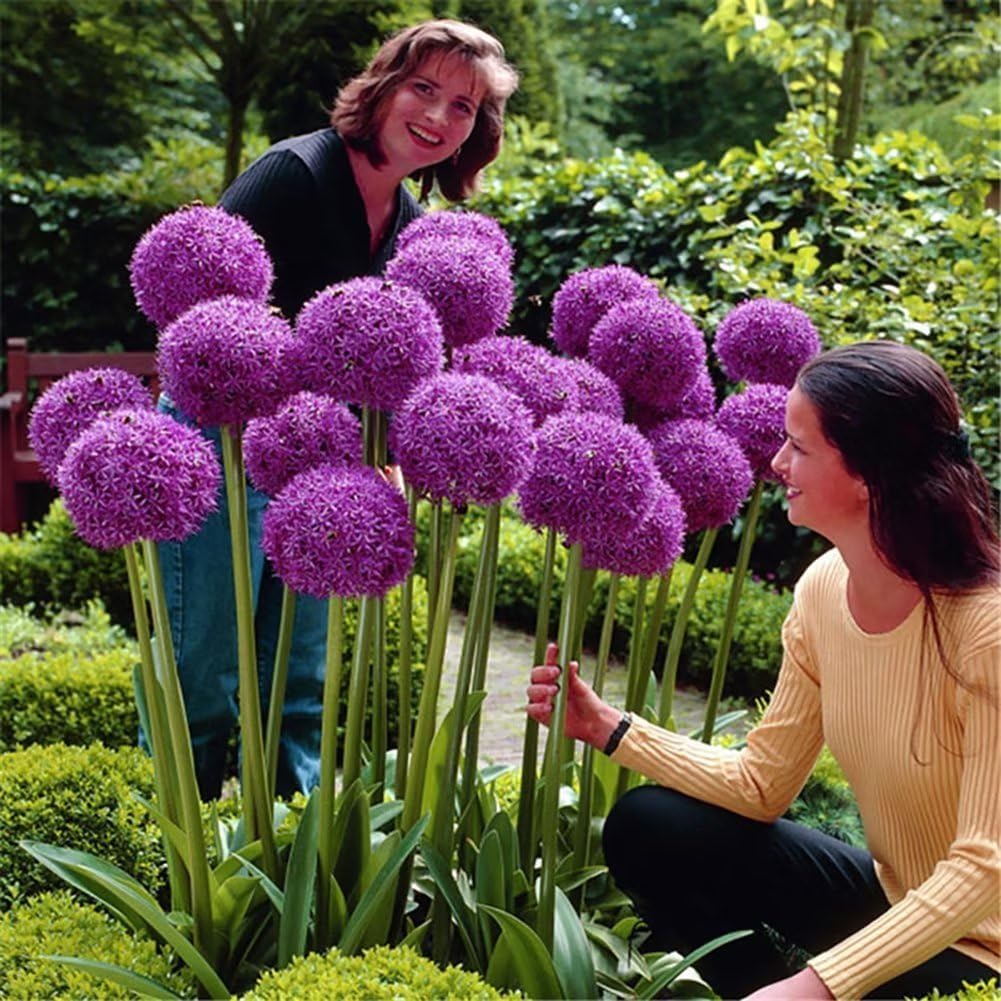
[{"x1": 612, "y1": 548, "x2": 1000, "y2": 1000}]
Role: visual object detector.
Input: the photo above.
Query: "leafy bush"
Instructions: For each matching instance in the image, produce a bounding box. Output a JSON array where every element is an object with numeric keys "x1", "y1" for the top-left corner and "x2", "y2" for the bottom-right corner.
[
  {"x1": 0, "y1": 890, "x2": 190, "y2": 999},
  {"x1": 0, "y1": 743, "x2": 162, "y2": 910},
  {"x1": 909, "y1": 980, "x2": 999, "y2": 1001},
  {"x1": 241, "y1": 944, "x2": 518, "y2": 999},
  {"x1": 785, "y1": 745, "x2": 864, "y2": 848},
  {"x1": 0, "y1": 600, "x2": 132, "y2": 660}
]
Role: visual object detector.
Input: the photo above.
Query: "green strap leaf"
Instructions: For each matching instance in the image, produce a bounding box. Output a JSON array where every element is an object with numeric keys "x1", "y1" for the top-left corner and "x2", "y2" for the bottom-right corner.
[
  {"x1": 638, "y1": 929, "x2": 753, "y2": 1000},
  {"x1": 478, "y1": 904, "x2": 564, "y2": 1000},
  {"x1": 278, "y1": 787, "x2": 320, "y2": 967},
  {"x1": 419, "y1": 838, "x2": 482, "y2": 970},
  {"x1": 553, "y1": 887, "x2": 598, "y2": 1000},
  {"x1": 44, "y1": 956, "x2": 181, "y2": 999}
]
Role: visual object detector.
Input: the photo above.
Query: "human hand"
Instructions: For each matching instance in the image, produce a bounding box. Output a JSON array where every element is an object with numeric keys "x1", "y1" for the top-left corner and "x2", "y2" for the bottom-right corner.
[
  {"x1": 526, "y1": 642, "x2": 622, "y2": 750},
  {"x1": 743, "y1": 967, "x2": 833, "y2": 1000},
  {"x1": 378, "y1": 463, "x2": 405, "y2": 494}
]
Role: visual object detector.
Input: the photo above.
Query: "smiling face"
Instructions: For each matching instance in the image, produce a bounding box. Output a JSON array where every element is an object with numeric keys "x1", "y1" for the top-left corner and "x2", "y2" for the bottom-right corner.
[
  {"x1": 375, "y1": 53, "x2": 483, "y2": 176},
  {"x1": 771, "y1": 384, "x2": 870, "y2": 543}
]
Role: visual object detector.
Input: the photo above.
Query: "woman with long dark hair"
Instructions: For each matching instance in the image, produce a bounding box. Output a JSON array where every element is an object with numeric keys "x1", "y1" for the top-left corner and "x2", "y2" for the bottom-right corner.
[{"x1": 528, "y1": 341, "x2": 999, "y2": 998}]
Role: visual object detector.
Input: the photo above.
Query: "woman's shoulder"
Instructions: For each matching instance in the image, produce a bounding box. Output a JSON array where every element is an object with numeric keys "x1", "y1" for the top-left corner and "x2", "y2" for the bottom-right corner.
[
  {"x1": 937, "y1": 581, "x2": 1001, "y2": 655},
  {"x1": 793, "y1": 547, "x2": 846, "y2": 603}
]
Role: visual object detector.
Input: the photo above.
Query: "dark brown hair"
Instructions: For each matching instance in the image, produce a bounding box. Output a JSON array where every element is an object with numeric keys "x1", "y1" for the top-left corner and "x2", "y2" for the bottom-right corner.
[{"x1": 331, "y1": 19, "x2": 518, "y2": 201}]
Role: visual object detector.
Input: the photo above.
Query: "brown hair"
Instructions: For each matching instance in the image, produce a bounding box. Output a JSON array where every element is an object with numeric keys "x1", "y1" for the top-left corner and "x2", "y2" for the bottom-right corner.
[{"x1": 331, "y1": 19, "x2": 518, "y2": 201}]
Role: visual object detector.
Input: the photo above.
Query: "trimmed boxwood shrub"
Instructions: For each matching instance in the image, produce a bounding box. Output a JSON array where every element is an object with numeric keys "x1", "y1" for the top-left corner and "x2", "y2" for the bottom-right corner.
[
  {"x1": 0, "y1": 600, "x2": 131, "y2": 660},
  {"x1": 0, "y1": 890, "x2": 190, "y2": 999},
  {"x1": 0, "y1": 743, "x2": 163, "y2": 910},
  {"x1": 241, "y1": 944, "x2": 518, "y2": 999}
]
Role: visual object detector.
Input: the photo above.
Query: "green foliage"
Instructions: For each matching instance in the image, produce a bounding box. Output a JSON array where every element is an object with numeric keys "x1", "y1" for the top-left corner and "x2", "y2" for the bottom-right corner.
[
  {"x1": 0, "y1": 743, "x2": 162, "y2": 910},
  {"x1": 785, "y1": 745, "x2": 864, "y2": 848},
  {"x1": 241, "y1": 943, "x2": 518, "y2": 999},
  {"x1": 0, "y1": 890, "x2": 190, "y2": 1000},
  {"x1": 908, "y1": 980, "x2": 999, "y2": 1001},
  {"x1": 0, "y1": 600, "x2": 132, "y2": 661}
]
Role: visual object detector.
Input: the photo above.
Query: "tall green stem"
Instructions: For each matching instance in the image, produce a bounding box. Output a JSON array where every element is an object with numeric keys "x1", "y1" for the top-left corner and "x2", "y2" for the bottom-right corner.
[
  {"x1": 394, "y1": 488, "x2": 419, "y2": 802},
  {"x1": 341, "y1": 595, "x2": 376, "y2": 792},
  {"x1": 702, "y1": 481, "x2": 765, "y2": 741},
  {"x1": 658, "y1": 528, "x2": 718, "y2": 728},
  {"x1": 623, "y1": 576, "x2": 649, "y2": 713},
  {"x1": 264, "y1": 586, "x2": 296, "y2": 801},
  {"x1": 639, "y1": 569, "x2": 673, "y2": 697},
  {"x1": 427, "y1": 503, "x2": 443, "y2": 637},
  {"x1": 371, "y1": 598, "x2": 388, "y2": 798}
]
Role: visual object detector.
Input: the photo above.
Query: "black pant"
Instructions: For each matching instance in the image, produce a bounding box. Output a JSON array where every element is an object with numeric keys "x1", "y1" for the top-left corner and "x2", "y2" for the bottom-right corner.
[{"x1": 603, "y1": 786, "x2": 995, "y2": 999}]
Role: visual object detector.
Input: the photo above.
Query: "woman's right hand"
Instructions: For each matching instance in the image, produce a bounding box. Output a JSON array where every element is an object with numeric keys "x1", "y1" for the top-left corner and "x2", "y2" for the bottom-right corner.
[{"x1": 526, "y1": 642, "x2": 624, "y2": 751}]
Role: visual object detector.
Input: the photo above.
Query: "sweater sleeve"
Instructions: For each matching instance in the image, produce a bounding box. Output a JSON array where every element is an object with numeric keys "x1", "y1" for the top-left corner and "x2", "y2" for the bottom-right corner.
[
  {"x1": 611, "y1": 601, "x2": 825, "y2": 822},
  {"x1": 809, "y1": 645, "x2": 1000, "y2": 999}
]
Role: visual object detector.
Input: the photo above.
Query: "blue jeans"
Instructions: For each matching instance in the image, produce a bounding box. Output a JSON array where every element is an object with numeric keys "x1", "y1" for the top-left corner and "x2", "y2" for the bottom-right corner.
[{"x1": 150, "y1": 397, "x2": 328, "y2": 800}]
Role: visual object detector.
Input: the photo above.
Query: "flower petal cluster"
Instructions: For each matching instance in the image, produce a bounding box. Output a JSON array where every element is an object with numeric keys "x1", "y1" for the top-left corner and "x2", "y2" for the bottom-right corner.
[
  {"x1": 244, "y1": 391, "x2": 362, "y2": 497},
  {"x1": 262, "y1": 465, "x2": 414, "y2": 598},
  {"x1": 129, "y1": 205, "x2": 273, "y2": 329},
  {"x1": 518, "y1": 412, "x2": 658, "y2": 545},
  {"x1": 628, "y1": 367, "x2": 716, "y2": 431},
  {"x1": 390, "y1": 372, "x2": 535, "y2": 507},
  {"x1": 158, "y1": 296, "x2": 293, "y2": 426},
  {"x1": 646, "y1": 418, "x2": 753, "y2": 532},
  {"x1": 550, "y1": 266, "x2": 660, "y2": 358},
  {"x1": 386, "y1": 237, "x2": 513, "y2": 347},
  {"x1": 293, "y1": 277, "x2": 443, "y2": 410},
  {"x1": 714, "y1": 298, "x2": 821, "y2": 388},
  {"x1": 28, "y1": 368, "x2": 153, "y2": 483},
  {"x1": 452, "y1": 336, "x2": 578, "y2": 426},
  {"x1": 582, "y1": 478, "x2": 685, "y2": 577},
  {"x1": 716, "y1": 383, "x2": 788, "y2": 480},
  {"x1": 589, "y1": 297, "x2": 706, "y2": 410},
  {"x1": 560, "y1": 357, "x2": 624, "y2": 420},
  {"x1": 57, "y1": 409, "x2": 220, "y2": 549},
  {"x1": 396, "y1": 210, "x2": 514, "y2": 268}
]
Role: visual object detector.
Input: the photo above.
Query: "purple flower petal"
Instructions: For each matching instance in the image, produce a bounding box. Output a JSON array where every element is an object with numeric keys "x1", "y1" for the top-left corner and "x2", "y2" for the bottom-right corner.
[
  {"x1": 396, "y1": 210, "x2": 514, "y2": 268},
  {"x1": 627, "y1": 367, "x2": 716, "y2": 430},
  {"x1": 716, "y1": 383, "x2": 788, "y2": 480},
  {"x1": 560, "y1": 357, "x2": 625, "y2": 420}
]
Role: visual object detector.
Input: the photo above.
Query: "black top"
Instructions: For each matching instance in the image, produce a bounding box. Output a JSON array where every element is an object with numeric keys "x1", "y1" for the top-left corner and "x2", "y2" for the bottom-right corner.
[{"x1": 219, "y1": 128, "x2": 422, "y2": 321}]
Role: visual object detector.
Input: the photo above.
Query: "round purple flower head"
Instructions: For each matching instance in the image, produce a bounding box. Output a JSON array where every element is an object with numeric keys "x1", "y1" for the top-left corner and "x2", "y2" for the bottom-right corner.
[
  {"x1": 583, "y1": 478, "x2": 686, "y2": 577},
  {"x1": 390, "y1": 372, "x2": 535, "y2": 507},
  {"x1": 244, "y1": 391, "x2": 362, "y2": 497},
  {"x1": 628, "y1": 367, "x2": 716, "y2": 431},
  {"x1": 293, "y1": 277, "x2": 443, "y2": 410},
  {"x1": 396, "y1": 210, "x2": 514, "y2": 269},
  {"x1": 646, "y1": 418, "x2": 753, "y2": 532},
  {"x1": 129, "y1": 205, "x2": 273, "y2": 329},
  {"x1": 158, "y1": 295, "x2": 293, "y2": 426},
  {"x1": 559, "y1": 357, "x2": 624, "y2": 420},
  {"x1": 716, "y1": 383, "x2": 789, "y2": 480},
  {"x1": 262, "y1": 465, "x2": 414, "y2": 599},
  {"x1": 28, "y1": 368, "x2": 153, "y2": 484},
  {"x1": 589, "y1": 297, "x2": 706, "y2": 411},
  {"x1": 386, "y1": 236, "x2": 513, "y2": 347},
  {"x1": 57, "y1": 409, "x2": 220, "y2": 549},
  {"x1": 714, "y1": 298, "x2": 821, "y2": 388},
  {"x1": 519, "y1": 412, "x2": 659, "y2": 545},
  {"x1": 452, "y1": 336, "x2": 578, "y2": 426},
  {"x1": 549, "y1": 265, "x2": 660, "y2": 358}
]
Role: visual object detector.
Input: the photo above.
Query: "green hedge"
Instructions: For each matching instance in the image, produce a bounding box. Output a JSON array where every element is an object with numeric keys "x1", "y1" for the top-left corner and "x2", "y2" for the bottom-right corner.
[
  {"x1": 241, "y1": 944, "x2": 518, "y2": 1000},
  {"x1": 0, "y1": 890, "x2": 190, "y2": 999},
  {"x1": 0, "y1": 600, "x2": 131, "y2": 660},
  {"x1": 0, "y1": 743, "x2": 162, "y2": 910}
]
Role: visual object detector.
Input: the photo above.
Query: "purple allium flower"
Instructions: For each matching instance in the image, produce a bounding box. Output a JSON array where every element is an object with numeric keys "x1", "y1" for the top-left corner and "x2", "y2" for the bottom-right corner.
[
  {"x1": 57, "y1": 409, "x2": 220, "y2": 549},
  {"x1": 292, "y1": 277, "x2": 443, "y2": 411},
  {"x1": 628, "y1": 367, "x2": 716, "y2": 431},
  {"x1": 559, "y1": 357, "x2": 624, "y2": 420},
  {"x1": 390, "y1": 372, "x2": 535, "y2": 507},
  {"x1": 714, "y1": 298, "x2": 821, "y2": 388},
  {"x1": 589, "y1": 297, "x2": 707, "y2": 411},
  {"x1": 452, "y1": 336, "x2": 578, "y2": 426},
  {"x1": 549, "y1": 266, "x2": 660, "y2": 358},
  {"x1": 262, "y1": 465, "x2": 414, "y2": 598},
  {"x1": 646, "y1": 418, "x2": 754, "y2": 532},
  {"x1": 28, "y1": 368, "x2": 153, "y2": 484},
  {"x1": 385, "y1": 237, "x2": 513, "y2": 347},
  {"x1": 716, "y1": 383, "x2": 789, "y2": 480},
  {"x1": 244, "y1": 391, "x2": 362, "y2": 497},
  {"x1": 129, "y1": 205, "x2": 273, "y2": 329},
  {"x1": 582, "y1": 478, "x2": 686, "y2": 577},
  {"x1": 158, "y1": 296, "x2": 293, "y2": 426},
  {"x1": 518, "y1": 412, "x2": 659, "y2": 545},
  {"x1": 396, "y1": 210, "x2": 514, "y2": 268}
]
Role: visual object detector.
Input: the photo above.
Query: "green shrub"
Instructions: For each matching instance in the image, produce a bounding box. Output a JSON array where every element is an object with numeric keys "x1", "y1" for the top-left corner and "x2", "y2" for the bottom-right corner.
[
  {"x1": 0, "y1": 532, "x2": 47, "y2": 607},
  {"x1": 0, "y1": 743, "x2": 162, "y2": 910},
  {"x1": 0, "y1": 890, "x2": 190, "y2": 999},
  {"x1": 0, "y1": 600, "x2": 132, "y2": 660},
  {"x1": 786, "y1": 745, "x2": 864, "y2": 847},
  {"x1": 908, "y1": 981, "x2": 999, "y2": 1001},
  {"x1": 241, "y1": 944, "x2": 518, "y2": 1000}
]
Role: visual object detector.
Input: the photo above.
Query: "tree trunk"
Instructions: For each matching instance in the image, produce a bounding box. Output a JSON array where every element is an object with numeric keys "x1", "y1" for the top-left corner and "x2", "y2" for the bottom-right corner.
[
  {"x1": 832, "y1": 0, "x2": 877, "y2": 160},
  {"x1": 223, "y1": 95, "x2": 248, "y2": 191}
]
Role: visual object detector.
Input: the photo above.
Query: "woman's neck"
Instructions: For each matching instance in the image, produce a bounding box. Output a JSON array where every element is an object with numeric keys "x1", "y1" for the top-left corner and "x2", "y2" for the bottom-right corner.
[
  {"x1": 346, "y1": 146, "x2": 404, "y2": 253},
  {"x1": 838, "y1": 531, "x2": 922, "y2": 633}
]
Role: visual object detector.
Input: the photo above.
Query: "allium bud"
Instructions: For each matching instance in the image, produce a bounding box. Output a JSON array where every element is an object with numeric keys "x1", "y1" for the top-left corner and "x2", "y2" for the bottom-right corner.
[
  {"x1": 628, "y1": 367, "x2": 716, "y2": 431},
  {"x1": 560, "y1": 357, "x2": 625, "y2": 420},
  {"x1": 396, "y1": 210, "x2": 514, "y2": 268},
  {"x1": 716, "y1": 383, "x2": 788, "y2": 480}
]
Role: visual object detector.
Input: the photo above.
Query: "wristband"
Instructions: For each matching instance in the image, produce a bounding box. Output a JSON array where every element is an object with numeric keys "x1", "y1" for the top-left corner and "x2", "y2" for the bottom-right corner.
[{"x1": 603, "y1": 712, "x2": 632, "y2": 756}]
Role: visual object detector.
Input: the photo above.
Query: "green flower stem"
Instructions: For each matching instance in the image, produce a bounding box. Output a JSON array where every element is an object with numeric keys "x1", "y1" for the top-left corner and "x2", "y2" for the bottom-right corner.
[
  {"x1": 371, "y1": 597, "x2": 388, "y2": 798},
  {"x1": 538, "y1": 540, "x2": 583, "y2": 952},
  {"x1": 316, "y1": 595, "x2": 344, "y2": 950},
  {"x1": 141, "y1": 539, "x2": 214, "y2": 957},
  {"x1": 427, "y1": 503, "x2": 443, "y2": 638},
  {"x1": 516, "y1": 525, "x2": 557, "y2": 880},
  {"x1": 340, "y1": 594, "x2": 376, "y2": 793},
  {"x1": 623, "y1": 575, "x2": 649, "y2": 713},
  {"x1": 639, "y1": 569, "x2": 674, "y2": 696},
  {"x1": 702, "y1": 480, "x2": 765, "y2": 742},
  {"x1": 658, "y1": 527, "x2": 718, "y2": 729},
  {"x1": 394, "y1": 488, "x2": 419, "y2": 802},
  {"x1": 220, "y1": 425, "x2": 277, "y2": 880},
  {"x1": 124, "y1": 542, "x2": 187, "y2": 913},
  {"x1": 264, "y1": 585, "x2": 296, "y2": 801},
  {"x1": 593, "y1": 573, "x2": 621, "y2": 700}
]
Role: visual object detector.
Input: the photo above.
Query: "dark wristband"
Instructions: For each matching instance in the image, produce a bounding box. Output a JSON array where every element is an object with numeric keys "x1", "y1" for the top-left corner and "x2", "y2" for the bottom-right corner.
[{"x1": 603, "y1": 712, "x2": 632, "y2": 756}]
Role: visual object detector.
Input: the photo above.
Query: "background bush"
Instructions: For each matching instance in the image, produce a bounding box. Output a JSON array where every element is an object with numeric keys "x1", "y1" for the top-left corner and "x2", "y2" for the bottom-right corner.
[{"x1": 0, "y1": 600, "x2": 130, "y2": 660}]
